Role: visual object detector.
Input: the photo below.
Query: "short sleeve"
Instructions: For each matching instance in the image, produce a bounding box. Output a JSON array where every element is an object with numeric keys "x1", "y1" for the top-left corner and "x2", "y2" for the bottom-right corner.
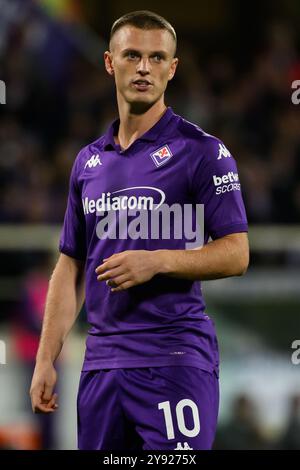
[
  {"x1": 59, "y1": 156, "x2": 86, "y2": 260},
  {"x1": 190, "y1": 137, "x2": 248, "y2": 240}
]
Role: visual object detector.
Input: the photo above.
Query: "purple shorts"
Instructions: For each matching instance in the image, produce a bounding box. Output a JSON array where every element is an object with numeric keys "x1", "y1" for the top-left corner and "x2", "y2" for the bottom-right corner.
[{"x1": 77, "y1": 366, "x2": 219, "y2": 450}]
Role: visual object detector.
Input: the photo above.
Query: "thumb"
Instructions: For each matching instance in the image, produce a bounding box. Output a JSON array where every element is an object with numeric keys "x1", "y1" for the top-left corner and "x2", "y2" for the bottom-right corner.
[{"x1": 43, "y1": 383, "x2": 54, "y2": 402}]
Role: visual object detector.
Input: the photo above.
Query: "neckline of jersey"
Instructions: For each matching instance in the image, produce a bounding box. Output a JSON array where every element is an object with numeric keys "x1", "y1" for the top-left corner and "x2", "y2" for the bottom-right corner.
[{"x1": 102, "y1": 106, "x2": 175, "y2": 154}]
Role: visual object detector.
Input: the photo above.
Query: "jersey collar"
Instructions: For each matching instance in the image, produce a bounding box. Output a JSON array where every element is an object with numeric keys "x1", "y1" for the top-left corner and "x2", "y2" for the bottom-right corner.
[{"x1": 103, "y1": 106, "x2": 175, "y2": 152}]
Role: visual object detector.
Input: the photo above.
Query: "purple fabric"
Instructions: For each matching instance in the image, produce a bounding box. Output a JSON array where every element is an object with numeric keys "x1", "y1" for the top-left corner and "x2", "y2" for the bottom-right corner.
[
  {"x1": 77, "y1": 366, "x2": 219, "y2": 450},
  {"x1": 59, "y1": 107, "x2": 248, "y2": 373}
]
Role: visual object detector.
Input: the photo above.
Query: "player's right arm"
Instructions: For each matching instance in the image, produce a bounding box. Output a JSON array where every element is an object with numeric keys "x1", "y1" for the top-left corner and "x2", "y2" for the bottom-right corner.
[{"x1": 30, "y1": 253, "x2": 85, "y2": 413}]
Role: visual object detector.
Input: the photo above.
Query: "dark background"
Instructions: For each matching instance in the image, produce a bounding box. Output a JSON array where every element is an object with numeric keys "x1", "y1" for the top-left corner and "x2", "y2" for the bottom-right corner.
[{"x1": 0, "y1": 0, "x2": 299, "y2": 450}]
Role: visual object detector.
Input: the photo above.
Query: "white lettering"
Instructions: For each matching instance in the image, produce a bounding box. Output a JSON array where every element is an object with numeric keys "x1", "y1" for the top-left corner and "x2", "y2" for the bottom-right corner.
[
  {"x1": 127, "y1": 196, "x2": 136, "y2": 210},
  {"x1": 0, "y1": 340, "x2": 6, "y2": 364},
  {"x1": 291, "y1": 340, "x2": 300, "y2": 365},
  {"x1": 213, "y1": 172, "x2": 240, "y2": 195},
  {"x1": 291, "y1": 80, "x2": 300, "y2": 105},
  {"x1": 0, "y1": 80, "x2": 6, "y2": 104},
  {"x1": 82, "y1": 193, "x2": 155, "y2": 214},
  {"x1": 88, "y1": 199, "x2": 95, "y2": 213},
  {"x1": 215, "y1": 183, "x2": 240, "y2": 194}
]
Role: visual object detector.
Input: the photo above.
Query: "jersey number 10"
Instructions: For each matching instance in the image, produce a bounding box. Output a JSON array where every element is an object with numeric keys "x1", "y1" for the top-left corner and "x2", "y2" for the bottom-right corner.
[{"x1": 158, "y1": 399, "x2": 200, "y2": 440}]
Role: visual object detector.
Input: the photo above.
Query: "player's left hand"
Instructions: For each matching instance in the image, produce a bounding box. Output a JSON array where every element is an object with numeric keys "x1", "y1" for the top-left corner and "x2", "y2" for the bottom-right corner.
[{"x1": 95, "y1": 250, "x2": 161, "y2": 292}]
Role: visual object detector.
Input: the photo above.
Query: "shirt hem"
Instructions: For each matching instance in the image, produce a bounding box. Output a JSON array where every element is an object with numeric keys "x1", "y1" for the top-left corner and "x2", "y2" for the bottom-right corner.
[
  {"x1": 59, "y1": 244, "x2": 86, "y2": 261},
  {"x1": 210, "y1": 222, "x2": 248, "y2": 239},
  {"x1": 81, "y1": 356, "x2": 218, "y2": 374}
]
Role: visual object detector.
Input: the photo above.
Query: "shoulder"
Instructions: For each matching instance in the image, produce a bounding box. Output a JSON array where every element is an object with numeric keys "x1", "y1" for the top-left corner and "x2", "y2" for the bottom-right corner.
[
  {"x1": 72, "y1": 135, "x2": 106, "y2": 174},
  {"x1": 173, "y1": 117, "x2": 237, "y2": 180},
  {"x1": 175, "y1": 114, "x2": 231, "y2": 167}
]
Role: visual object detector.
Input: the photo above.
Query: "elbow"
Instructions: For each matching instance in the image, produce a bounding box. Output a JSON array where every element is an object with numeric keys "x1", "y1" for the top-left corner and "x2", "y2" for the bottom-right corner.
[
  {"x1": 236, "y1": 251, "x2": 249, "y2": 276},
  {"x1": 223, "y1": 233, "x2": 250, "y2": 277},
  {"x1": 237, "y1": 265, "x2": 248, "y2": 277}
]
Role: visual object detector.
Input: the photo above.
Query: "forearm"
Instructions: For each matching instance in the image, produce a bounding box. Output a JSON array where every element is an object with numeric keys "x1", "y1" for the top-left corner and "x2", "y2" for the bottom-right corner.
[
  {"x1": 157, "y1": 233, "x2": 249, "y2": 281},
  {"x1": 36, "y1": 255, "x2": 85, "y2": 364}
]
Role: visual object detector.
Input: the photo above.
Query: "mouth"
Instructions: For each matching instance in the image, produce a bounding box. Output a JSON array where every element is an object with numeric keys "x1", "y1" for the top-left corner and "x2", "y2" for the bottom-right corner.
[{"x1": 131, "y1": 79, "x2": 152, "y2": 91}]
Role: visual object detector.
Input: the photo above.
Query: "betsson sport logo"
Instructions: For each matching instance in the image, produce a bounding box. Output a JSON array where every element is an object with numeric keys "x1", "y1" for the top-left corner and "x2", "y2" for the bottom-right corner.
[{"x1": 213, "y1": 171, "x2": 241, "y2": 195}]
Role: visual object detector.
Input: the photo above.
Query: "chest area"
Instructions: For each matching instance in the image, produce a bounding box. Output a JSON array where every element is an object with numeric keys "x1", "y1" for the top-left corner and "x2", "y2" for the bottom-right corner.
[{"x1": 78, "y1": 141, "x2": 192, "y2": 211}]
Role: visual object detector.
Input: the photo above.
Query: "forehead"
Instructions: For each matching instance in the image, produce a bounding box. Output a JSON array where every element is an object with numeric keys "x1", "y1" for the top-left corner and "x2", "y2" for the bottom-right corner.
[{"x1": 111, "y1": 26, "x2": 175, "y2": 55}]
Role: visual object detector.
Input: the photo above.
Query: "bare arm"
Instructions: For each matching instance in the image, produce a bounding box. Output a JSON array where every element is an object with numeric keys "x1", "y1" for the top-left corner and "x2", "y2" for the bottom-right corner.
[
  {"x1": 158, "y1": 232, "x2": 249, "y2": 281},
  {"x1": 30, "y1": 253, "x2": 85, "y2": 413},
  {"x1": 95, "y1": 232, "x2": 249, "y2": 291}
]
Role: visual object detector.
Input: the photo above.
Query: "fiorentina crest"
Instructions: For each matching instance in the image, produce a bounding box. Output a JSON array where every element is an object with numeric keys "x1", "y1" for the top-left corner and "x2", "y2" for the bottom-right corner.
[{"x1": 151, "y1": 145, "x2": 173, "y2": 167}]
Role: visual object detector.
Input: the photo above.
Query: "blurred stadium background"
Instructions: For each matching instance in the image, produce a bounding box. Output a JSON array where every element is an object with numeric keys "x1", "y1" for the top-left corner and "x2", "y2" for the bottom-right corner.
[{"x1": 0, "y1": 0, "x2": 300, "y2": 450}]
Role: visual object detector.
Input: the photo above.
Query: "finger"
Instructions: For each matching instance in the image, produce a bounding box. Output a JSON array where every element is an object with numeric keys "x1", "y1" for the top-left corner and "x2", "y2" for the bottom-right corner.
[
  {"x1": 95, "y1": 261, "x2": 109, "y2": 275},
  {"x1": 43, "y1": 383, "x2": 54, "y2": 402},
  {"x1": 111, "y1": 280, "x2": 134, "y2": 292},
  {"x1": 44, "y1": 392, "x2": 57, "y2": 406},
  {"x1": 97, "y1": 266, "x2": 126, "y2": 281},
  {"x1": 34, "y1": 403, "x2": 56, "y2": 414},
  {"x1": 107, "y1": 273, "x2": 131, "y2": 288},
  {"x1": 33, "y1": 392, "x2": 56, "y2": 414},
  {"x1": 45, "y1": 393, "x2": 58, "y2": 409},
  {"x1": 95, "y1": 252, "x2": 122, "y2": 274},
  {"x1": 30, "y1": 388, "x2": 43, "y2": 413},
  {"x1": 95, "y1": 258, "x2": 122, "y2": 274},
  {"x1": 36, "y1": 392, "x2": 58, "y2": 413}
]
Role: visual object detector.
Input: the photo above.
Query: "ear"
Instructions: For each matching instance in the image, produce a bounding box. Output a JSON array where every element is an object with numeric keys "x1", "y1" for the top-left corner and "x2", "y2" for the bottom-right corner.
[
  {"x1": 168, "y1": 57, "x2": 179, "y2": 81},
  {"x1": 104, "y1": 51, "x2": 114, "y2": 75}
]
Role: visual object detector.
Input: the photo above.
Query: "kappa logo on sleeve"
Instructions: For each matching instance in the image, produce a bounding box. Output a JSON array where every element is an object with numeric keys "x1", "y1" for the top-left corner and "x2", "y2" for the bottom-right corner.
[
  {"x1": 84, "y1": 154, "x2": 102, "y2": 169},
  {"x1": 217, "y1": 143, "x2": 231, "y2": 160},
  {"x1": 150, "y1": 145, "x2": 173, "y2": 167}
]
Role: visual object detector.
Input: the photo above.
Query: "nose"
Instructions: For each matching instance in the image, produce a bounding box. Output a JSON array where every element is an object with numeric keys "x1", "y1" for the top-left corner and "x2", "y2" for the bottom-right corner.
[{"x1": 136, "y1": 57, "x2": 150, "y2": 75}]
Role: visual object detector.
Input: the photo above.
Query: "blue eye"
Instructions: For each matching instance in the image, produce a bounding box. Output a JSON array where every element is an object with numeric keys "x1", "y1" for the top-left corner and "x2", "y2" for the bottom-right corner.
[{"x1": 128, "y1": 52, "x2": 138, "y2": 59}]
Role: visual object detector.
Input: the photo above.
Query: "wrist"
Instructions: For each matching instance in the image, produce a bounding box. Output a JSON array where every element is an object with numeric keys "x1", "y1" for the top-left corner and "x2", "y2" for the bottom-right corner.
[
  {"x1": 154, "y1": 250, "x2": 172, "y2": 275},
  {"x1": 36, "y1": 351, "x2": 55, "y2": 365}
]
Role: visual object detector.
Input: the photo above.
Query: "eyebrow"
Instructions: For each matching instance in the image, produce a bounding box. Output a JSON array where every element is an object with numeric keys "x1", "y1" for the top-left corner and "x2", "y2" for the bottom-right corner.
[{"x1": 121, "y1": 48, "x2": 168, "y2": 57}]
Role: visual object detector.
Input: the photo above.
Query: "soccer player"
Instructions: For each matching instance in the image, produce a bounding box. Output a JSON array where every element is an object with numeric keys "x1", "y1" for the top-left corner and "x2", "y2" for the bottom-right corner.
[{"x1": 30, "y1": 10, "x2": 249, "y2": 450}]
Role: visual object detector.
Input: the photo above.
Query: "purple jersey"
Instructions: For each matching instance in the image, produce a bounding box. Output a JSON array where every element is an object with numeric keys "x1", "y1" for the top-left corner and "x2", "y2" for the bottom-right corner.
[{"x1": 59, "y1": 107, "x2": 248, "y2": 374}]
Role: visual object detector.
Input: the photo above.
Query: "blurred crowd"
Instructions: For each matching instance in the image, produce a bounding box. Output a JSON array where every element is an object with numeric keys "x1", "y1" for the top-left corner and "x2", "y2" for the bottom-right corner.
[
  {"x1": 214, "y1": 392, "x2": 300, "y2": 450},
  {"x1": 0, "y1": 5, "x2": 299, "y2": 225}
]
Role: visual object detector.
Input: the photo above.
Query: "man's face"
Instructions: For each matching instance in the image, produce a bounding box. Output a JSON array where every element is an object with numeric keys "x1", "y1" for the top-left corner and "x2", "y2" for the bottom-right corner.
[{"x1": 105, "y1": 26, "x2": 178, "y2": 111}]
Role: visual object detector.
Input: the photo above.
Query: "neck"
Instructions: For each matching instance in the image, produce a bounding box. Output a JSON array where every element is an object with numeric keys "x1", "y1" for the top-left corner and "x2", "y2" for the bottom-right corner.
[{"x1": 116, "y1": 96, "x2": 167, "y2": 150}]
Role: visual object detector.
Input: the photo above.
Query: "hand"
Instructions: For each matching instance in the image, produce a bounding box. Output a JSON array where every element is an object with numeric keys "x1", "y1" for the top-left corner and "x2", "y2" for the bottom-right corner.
[
  {"x1": 30, "y1": 360, "x2": 58, "y2": 414},
  {"x1": 95, "y1": 250, "x2": 162, "y2": 292}
]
